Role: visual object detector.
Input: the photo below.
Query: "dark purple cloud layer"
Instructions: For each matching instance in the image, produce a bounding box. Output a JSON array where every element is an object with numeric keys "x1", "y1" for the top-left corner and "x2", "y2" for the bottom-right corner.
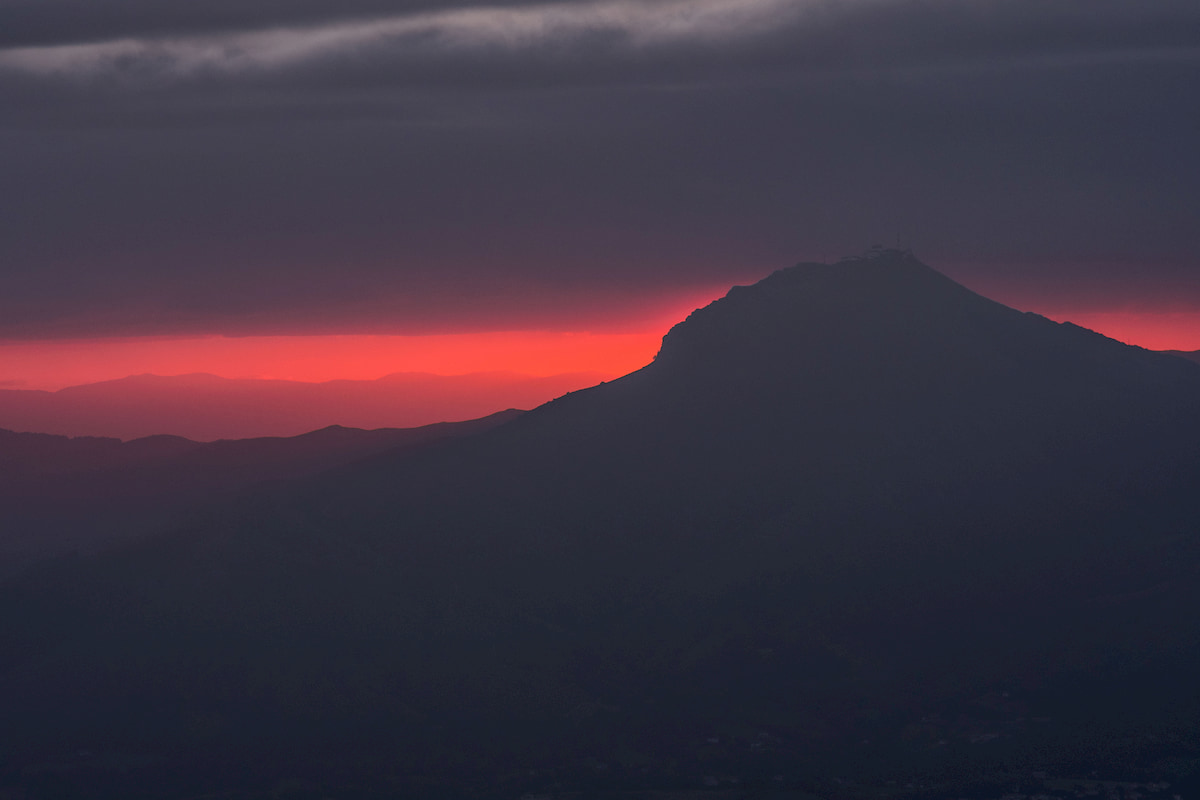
[{"x1": 1, "y1": 0, "x2": 1198, "y2": 337}]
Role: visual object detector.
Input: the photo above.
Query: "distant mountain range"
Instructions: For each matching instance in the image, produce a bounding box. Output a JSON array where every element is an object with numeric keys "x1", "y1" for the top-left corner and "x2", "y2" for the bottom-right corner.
[
  {"x1": 4, "y1": 251, "x2": 1200, "y2": 798},
  {"x1": 0, "y1": 410, "x2": 519, "y2": 577},
  {"x1": 0, "y1": 370, "x2": 604, "y2": 440},
  {"x1": 1163, "y1": 348, "x2": 1200, "y2": 365}
]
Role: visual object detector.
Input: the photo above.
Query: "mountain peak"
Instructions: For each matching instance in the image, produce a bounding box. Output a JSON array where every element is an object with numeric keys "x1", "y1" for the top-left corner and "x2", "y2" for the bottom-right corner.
[
  {"x1": 757, "y1": 247, "x2": 958, "y2": 297},
  {"x1": 837, "y1": 244, "x2": 920, "y2": 263},
  {"x1": 652, "y1": 250, "x2": 1004, "y2": 374}
]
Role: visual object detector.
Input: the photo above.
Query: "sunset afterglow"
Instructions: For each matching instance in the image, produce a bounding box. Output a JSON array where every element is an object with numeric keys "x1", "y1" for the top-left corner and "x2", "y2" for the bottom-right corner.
[
  {"x1": 1037, "y1": 311, "x2": 1200, "y2": 353},
  {"x1": 2, "y1": 304, "x2": 1197, "y2": 394},
  {"x1": 0, "y1": 330, "x2": 667, "y2": 392}
]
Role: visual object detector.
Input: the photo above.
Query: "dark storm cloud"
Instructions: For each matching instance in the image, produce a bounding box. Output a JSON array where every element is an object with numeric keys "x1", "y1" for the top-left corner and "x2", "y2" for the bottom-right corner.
[
  {"x1": 0, "y1": 0, "x2": 507, "y2": 47},
  {"x1": 3, "y1": 1, "x2": 1198, "y2": 107},
  {"x1": 0, "y1": 0, "x2": 1198, "y2": 338},
  {"x1": 3, "y1": 0, "x2": 1198, "y2": 145}
]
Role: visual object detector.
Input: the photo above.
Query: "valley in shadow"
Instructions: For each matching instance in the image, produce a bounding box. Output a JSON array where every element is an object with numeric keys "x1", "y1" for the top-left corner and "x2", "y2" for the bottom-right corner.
[{"x1": 4, "y1": 251, "x2": 1200, "y2": 799}]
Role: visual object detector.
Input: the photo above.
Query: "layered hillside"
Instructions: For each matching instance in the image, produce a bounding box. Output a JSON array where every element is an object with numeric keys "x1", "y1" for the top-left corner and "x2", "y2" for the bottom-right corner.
[{"x1": 4, "y1": 251, "x2": 1200, "y2": 798}]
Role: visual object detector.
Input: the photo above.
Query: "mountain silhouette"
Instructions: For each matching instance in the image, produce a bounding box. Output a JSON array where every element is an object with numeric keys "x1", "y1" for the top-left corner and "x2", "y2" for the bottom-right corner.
[{"x1": 4, "y1": 251, "x2": 1200, "y2": 798}]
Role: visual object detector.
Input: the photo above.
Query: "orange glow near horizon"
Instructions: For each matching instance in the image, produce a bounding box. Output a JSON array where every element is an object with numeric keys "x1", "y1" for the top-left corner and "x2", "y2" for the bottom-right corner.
[{"x1": 0, "y1": 330, "x2": 668, "y2": 392}]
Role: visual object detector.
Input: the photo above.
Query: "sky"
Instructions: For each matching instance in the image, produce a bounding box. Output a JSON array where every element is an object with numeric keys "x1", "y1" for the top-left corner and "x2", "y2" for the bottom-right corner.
[{"x1": 2, "y1": 0, "x2": 1199, "y2": 391}]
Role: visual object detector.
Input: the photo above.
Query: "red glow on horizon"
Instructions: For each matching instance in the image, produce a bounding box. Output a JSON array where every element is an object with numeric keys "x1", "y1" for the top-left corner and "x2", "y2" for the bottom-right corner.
[
  {"x1": 3, "y1": 291, "x2": 1197, "y2": 394},
  {"x1": 0, "y1": 287, "x2": 733, "y2": 393},
  {"x1": 1038, "y1": 310, "x2": 1200, "y2": 352},
  {"x1": 0, "y1": 330, "x2": 670, "y2": 392},
  {"x1": 954, "y1": 271, "x2": 1200, "y2": 352}
]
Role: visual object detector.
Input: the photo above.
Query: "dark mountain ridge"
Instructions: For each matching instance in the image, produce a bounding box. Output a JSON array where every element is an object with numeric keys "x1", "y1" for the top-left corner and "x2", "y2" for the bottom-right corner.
[{"x1": 4, "y1": 251, "x2": 1200, "y2": 798}]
